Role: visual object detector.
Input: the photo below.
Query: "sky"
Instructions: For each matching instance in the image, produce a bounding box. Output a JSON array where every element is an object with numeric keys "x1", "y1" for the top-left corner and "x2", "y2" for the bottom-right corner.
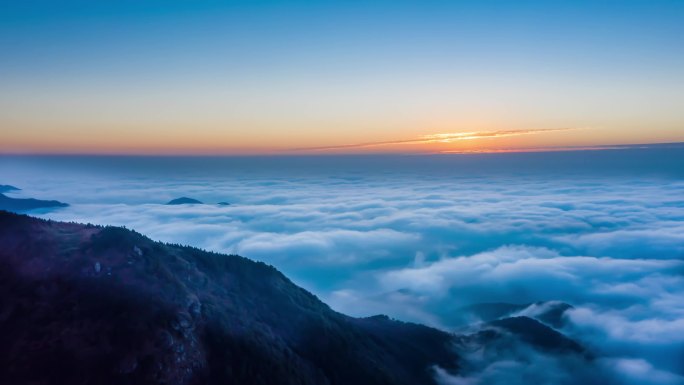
[{"x1": 1, "y1": 0, "x2": 683, "y2": 154}]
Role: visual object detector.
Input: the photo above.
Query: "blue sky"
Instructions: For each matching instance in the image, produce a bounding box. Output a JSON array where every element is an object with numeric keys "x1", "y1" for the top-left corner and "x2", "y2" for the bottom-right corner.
[
  {"x1": 5, "y1": 1, "x2": 682, "y2": 87},
  {"x1": 1, "y1": 0, "x2": 683, "y2": 153}
]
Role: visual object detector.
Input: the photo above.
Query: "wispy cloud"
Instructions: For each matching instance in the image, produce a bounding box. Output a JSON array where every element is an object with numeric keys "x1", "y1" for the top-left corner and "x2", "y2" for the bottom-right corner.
[
  {"x1": 292, "y1": 127, "x2": 581, "y2": 152},
  {"x1": 441, "y1": 145, "x2": 627, "y2": 154}
]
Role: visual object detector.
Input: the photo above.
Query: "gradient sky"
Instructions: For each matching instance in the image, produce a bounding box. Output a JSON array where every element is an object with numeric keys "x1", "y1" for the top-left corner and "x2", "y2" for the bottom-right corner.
[{"x1": 1, "y1": 0, "x2": 683, "y2": 154}]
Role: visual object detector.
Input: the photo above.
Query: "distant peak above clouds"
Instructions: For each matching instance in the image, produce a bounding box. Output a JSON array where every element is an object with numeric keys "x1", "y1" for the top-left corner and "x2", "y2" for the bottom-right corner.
[
  {"x1": 166, "y1": 197, "x2": 203, "y2": 205},
  {"x1": 0, "y1": 185, "x2": 20, "y2": 193},
  {"x1": 0, "y1": 184, "x2": 67, "y2": 213}
]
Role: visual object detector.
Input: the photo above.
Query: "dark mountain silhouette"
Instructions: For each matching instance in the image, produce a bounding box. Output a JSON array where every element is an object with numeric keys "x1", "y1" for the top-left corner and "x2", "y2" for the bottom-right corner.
[
  {"x1": 0, "y1": 185, "x2": 20, "y2": 193},
  {"x1": 0, "y1": 193, "x2": 68, "y2": 212},
  {"x1": 0, "y1": 211, "x2": 458, "y2": 385},
  {"x1": 451, "y1": 315, "x2": 592, "y2": 384},
  {"x1": 455, "y1": 316, "x2": 586, "y2": 357},
  {"x1": 166, "y1": 197, "x2": 203, "y2": 205},
  {"x1": 217, "y1": 202, "x2": 231, "y2": 206},
  {"x1": 487, "y1": 316, "x2": 585, "y2": 355},
  {"x1": 457, "y1": 301, "x2": 573, "y2": 327}
]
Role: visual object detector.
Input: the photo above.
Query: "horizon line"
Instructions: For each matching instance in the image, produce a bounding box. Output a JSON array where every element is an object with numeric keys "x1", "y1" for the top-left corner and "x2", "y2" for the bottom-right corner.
[{"x1": 1, "y1": 141, "x2": 683, "y2": 157}]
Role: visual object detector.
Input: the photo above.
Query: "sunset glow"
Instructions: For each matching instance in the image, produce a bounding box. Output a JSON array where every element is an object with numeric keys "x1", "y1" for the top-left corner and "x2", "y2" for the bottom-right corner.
[{"x1": 1, "y1": 1, "x2": 683, "y2": 155}]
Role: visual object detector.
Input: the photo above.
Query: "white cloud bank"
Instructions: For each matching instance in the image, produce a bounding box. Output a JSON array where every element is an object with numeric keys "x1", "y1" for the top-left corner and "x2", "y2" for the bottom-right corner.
[{"x1": 2, "y1": 154, "x2": 684, "y2": 383}]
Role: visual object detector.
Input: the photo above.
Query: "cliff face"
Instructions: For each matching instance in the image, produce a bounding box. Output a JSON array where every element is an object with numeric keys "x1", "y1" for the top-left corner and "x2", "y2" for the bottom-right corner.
[{"x1": 0, "y1": 211, "x2": 458, "y2": 385}]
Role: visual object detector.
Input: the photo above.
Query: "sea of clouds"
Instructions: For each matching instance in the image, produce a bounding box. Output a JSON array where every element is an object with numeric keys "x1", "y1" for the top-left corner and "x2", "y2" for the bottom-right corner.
[{"x1": 1, "y1": 151, "x2": 683, "y2": 384}]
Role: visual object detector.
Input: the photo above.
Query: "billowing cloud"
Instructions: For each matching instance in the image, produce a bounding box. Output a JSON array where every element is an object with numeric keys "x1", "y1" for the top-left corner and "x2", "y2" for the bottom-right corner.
[
  {"x1": 2, "y1": 152, "x2": 683, "y2": 383},
  {"x1": 377, "y1": 246, "x2": 682, "y2": 302}
]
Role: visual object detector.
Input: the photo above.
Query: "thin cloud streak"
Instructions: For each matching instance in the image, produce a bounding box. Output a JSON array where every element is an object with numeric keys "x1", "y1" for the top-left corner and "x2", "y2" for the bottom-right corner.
[
  {"x1": 292, "y1": 127, "x2": 582, "y2": 152},
  {"x1": 441, "y1": 145, "x2": 628, "y2": 154}
]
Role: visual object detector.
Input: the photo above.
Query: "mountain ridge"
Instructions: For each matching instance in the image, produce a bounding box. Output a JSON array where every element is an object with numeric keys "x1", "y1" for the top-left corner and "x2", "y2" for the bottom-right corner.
[
  {"x1": 0, "y1": 193, "x2": 68, "y2": 212},
  {"x1": 0, "y1": 210, "x2": 458, "y2": 385}
]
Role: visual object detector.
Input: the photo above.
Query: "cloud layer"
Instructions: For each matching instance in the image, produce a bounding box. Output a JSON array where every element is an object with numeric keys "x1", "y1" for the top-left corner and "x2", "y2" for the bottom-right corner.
[{"x1": 2, "y1": 152, "x2": 683, "y2": 383}]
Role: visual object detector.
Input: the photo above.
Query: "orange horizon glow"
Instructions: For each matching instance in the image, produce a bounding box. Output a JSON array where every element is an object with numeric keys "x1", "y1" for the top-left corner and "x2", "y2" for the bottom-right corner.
[
  {"x1": 3, "y1": 1, "x2": 684, "y2": 158},
  {"x1": 1, "y1": 125, "x2": 682, "y2": 156}
]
